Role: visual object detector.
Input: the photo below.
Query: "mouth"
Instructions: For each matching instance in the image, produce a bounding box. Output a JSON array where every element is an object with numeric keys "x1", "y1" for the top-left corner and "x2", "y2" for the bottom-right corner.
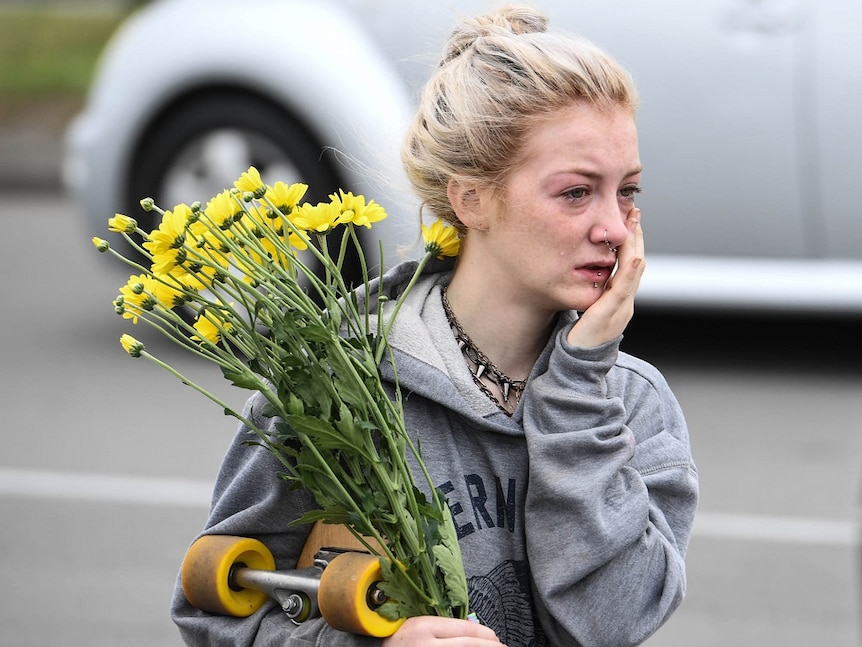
[{"x1": 576, "y1": 261, "x2": 616, "y2": 283}]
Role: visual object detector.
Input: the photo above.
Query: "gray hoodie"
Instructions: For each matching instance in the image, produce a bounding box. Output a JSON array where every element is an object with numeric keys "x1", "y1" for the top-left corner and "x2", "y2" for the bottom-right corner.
[{"x1": 171, "y1": 260, "x2": 699, "y2": 647}]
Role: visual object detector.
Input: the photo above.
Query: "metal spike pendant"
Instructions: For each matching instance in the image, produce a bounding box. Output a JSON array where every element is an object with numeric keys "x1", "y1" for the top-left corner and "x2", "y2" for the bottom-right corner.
[
  {"x1": 474, "y1": 363, "x2": 487, "y2": 380},
  {"x1": 501, "y1": 381, "x2": 511, "y2": 402}
]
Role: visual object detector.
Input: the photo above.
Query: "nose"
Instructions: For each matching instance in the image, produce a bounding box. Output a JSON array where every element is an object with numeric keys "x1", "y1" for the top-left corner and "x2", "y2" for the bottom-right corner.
[{"x1": 593, "y1": 206, "x2": 629, "y2": 250}]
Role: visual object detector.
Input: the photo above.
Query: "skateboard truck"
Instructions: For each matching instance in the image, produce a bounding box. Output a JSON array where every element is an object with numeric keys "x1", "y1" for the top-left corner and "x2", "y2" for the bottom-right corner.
[{"x1": 181, "y1": 535, "x2": 404, "y2": 637}]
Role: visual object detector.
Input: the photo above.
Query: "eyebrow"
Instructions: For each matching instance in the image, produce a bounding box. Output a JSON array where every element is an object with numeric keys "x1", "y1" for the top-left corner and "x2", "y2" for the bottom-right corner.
[{"x1": 555, "y1": 165, "x2": 643, "y2": 181}]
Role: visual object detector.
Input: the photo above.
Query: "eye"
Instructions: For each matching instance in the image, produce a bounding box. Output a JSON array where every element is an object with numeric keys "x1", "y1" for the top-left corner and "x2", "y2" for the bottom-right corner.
[
  {"x1": 619, "y1": 185, "x2": 642, "y2": 200},
  {"x1": 563, "y1": 186, "x2": 589, "y2": 201}
]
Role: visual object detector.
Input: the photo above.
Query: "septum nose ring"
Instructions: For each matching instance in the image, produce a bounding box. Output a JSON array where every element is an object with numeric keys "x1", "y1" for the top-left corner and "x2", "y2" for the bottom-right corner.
[{"x1": 603, "y1": 229, "x2": 617, "y2": 253}]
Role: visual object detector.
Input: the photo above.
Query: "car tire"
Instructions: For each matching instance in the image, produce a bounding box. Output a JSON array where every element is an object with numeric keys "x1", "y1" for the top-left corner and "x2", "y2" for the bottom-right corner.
[{"x1": 124, "y1": 89, "x2": 362, "y2": 285}]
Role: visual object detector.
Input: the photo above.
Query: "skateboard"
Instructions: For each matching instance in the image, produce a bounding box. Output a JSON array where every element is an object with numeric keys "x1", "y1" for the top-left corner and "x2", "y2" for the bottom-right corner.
[{"x1": 180, "y1": 521, "x2": 404, "y2": 637}]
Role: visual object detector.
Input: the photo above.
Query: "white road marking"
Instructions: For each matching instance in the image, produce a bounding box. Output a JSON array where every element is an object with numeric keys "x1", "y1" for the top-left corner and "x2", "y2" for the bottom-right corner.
[
  {"x1": 1, "y1": 467, "x2": 859, "y2": 546},
  {"x1": 0, "y1": 467, "x2": 212, "y2": 508},
  {"x1": 692, "y1": 511, "x2": 860, "y2": 547}
]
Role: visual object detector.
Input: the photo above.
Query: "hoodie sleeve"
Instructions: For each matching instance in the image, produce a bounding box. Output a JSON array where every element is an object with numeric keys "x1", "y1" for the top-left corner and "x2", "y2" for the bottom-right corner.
[
  {"x1": 170, "y1": 392, "x2": 384, "y2": 647},
  {"x1": 520, "y1": 328, "x2": 698, "y2": 647}
]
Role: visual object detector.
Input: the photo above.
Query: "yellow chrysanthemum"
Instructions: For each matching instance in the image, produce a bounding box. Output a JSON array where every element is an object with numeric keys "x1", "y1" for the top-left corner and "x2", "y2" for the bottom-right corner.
[
  {"x1": 203, "y1": 190, "x2": 242, "y2": 230},
  {"x1": 191, "y1": 309, "x2": 234, "y2": 344},
  {"x1": 234, "y1": 166, "x2": 266, "y2": 198},
  {"x1": 118, "y1": 274, "x2": 159, "y2": 323},
  {"x1": 119, "y1": 334, "x2": 144, "y2": 357},
  {"x1": 150, "y1": 245, "x2": 188, "y2": 277},
  {"x1": 333, "y1": 190, "x2": 387, "y2": 229},
  {"x1": 292, "y1": 201, "x2": 342, "y2": 233},
  {"x1": 108, "y1": 213, "x2": 137, "y2": 234},
  {"x1": 328, "y1": 190, "x2": 355, "y2": 221},
  {"x1": 143, "y1": 204, "x2": 193, "y2": 275},
  {"x1": 265, "y1": 181, "x2": 308, "y2": 213},
  {"x1": 353, "y1": 200, "x2": 387, "y2": 228},
  {"x1": 150, "y1": 276, "x2": 186, "y2": 308},
  {"x1": 144, "y1": 204, "x2": 191, "y2": 252},
  {"x1": 422, "y1": 220, "x2": 461, "y2": 259},
  {"x1": 318, "y1": 190, "x2": 360, "y2": 228}
]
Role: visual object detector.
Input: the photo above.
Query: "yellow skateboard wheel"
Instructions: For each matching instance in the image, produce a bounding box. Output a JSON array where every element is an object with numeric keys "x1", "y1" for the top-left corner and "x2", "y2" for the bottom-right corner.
[
  {"x1": 318, "y1": 552, "x2": 405, "y2": 637},
  {"x1": 181, "y1": 535, "x2": 276, "y2": 617}
]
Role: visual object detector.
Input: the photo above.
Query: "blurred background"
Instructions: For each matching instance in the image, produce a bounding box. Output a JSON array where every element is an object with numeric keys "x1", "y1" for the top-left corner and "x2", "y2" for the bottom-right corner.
[
  {"x1": 1, "y1": 1, "x2": 860, "y2": 646},
  {"x1": 0, "y1": 0, "x2": 143, "y2": 190}
]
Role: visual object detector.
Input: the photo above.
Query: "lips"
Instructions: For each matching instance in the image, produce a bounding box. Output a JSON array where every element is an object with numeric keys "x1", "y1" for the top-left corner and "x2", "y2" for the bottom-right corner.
[{"x1": 577, "y1": 261, "x2": 616, "y2": 281}]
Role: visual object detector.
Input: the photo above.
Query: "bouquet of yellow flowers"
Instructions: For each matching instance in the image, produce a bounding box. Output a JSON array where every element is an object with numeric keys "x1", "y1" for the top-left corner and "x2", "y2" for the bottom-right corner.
[{"x1": 92, "y1": 166, "x2": 465, "y2": 622}]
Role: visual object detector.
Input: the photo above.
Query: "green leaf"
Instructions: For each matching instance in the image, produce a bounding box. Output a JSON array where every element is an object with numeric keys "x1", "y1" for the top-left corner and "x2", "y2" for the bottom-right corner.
[
  {"x1": 284, "y1": 414, "x2": 364, "y2": 452},
  {"x1": 376, "y1": 559, "x2": 430, "y2": 619},
  {"x1": 432, "y1": 543, "x2": 469, "y2": 609},
  {"x1": 298, "y1": 322, "x2": 334, "y2": 343},
  {"x1": 292, "y1": 508, "x2": 355, "y2": 528},
  {"x1": 220, "y1": 365, "x2": 260, "y2": 390}
]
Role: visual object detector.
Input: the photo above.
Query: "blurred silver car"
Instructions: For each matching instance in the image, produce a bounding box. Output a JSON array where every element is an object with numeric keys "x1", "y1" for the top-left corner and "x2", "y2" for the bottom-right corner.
[{"x1": 64, "y1": 0, "x2": 862, "y2": 313}]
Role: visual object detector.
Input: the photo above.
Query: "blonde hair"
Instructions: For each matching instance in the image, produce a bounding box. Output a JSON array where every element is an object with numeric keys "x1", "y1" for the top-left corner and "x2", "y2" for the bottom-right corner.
[{"x1": 401, "y1": 4, "x2": 639, "y2": 231}]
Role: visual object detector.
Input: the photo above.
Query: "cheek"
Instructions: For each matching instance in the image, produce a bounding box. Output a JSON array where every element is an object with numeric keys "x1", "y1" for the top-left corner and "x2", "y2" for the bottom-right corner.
[
  {"x1": 516, "y1": 223, "x2": 570, "y2": 256},
  {"x1": 547, "y1": 218, "x2": 588, "y2": 250},
  {"x1": 496, "y1": 200, "x2": 584, "y2": 252}
]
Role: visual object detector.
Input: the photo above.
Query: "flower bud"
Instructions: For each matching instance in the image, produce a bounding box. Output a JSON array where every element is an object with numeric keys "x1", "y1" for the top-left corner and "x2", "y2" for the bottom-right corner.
[
  {"x1": 92, "y1": 237, "x2": 110, "y2": 252},
  {"x1": 120, "y1": 334, "x2": 144, "y2": 357},
  {"x1": 140, "y1": 197, "x2": 155, "y2": 211},
  {"x1": 108, "y1": 214, "x2": 137, "y2": 234}
]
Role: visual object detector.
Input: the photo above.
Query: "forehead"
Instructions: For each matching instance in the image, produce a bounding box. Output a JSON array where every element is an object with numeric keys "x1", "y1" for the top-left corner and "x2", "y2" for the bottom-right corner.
[{"x1": 516, "y1": 102, "x2": 639, "y2": 173}]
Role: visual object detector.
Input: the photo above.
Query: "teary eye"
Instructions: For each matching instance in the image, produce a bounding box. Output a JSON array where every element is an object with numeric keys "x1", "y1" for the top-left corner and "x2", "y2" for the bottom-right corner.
[
  {"x1": 564, "y1": 186, "x2": 589, "y2": 200},
  {"x1": 619, "y1": 185, "x2": 642, "y2": 200}
]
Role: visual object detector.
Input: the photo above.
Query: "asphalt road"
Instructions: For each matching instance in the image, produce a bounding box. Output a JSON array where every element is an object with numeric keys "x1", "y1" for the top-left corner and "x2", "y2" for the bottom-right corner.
[{"x1": 1, "y1": 190, "x2": 860, "y2": 646}]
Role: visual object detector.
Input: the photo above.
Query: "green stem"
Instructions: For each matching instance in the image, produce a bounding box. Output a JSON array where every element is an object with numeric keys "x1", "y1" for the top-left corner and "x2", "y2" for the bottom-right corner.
[{"x1": 374, "y1": 251, "x2": 434, "y2": 365}]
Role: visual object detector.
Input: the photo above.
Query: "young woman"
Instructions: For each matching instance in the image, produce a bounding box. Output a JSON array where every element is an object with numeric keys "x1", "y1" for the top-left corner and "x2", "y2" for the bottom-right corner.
[{"x1": 172, "y1": 5, "x2": 698, "y2": 646}]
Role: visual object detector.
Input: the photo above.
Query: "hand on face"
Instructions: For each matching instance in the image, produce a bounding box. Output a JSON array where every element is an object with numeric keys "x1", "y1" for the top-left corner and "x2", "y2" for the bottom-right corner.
[
  {"x1": 381, "y1": 615, "x2": 506, "y2": 646},
  {"x1": 567, "y1": 207, "x2": 644, "y2": 349}
]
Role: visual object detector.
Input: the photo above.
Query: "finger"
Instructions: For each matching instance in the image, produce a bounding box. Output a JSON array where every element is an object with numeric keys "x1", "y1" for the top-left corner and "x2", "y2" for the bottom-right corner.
[
  {"x1": 621, "y1": 207, "x2": 643, "y2": 257},
  {"x1": 430, "y1": 617, "x2": 501, "y2": 640},
  {"x1": 608, "y1": 208, "x2": 644, "y2": 294},
  {"x1": 385, "y1": 616, "x2": 503, "y2": 644}
]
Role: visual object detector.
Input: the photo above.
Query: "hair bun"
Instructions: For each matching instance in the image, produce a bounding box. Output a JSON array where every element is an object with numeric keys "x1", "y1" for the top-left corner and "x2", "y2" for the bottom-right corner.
[{"x1": 441, "y1": 4, "x2": 548, "y2": 65}]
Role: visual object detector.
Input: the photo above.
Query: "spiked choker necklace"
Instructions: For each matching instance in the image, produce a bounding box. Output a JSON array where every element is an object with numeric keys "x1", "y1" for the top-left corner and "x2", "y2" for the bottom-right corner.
[{"x1": 441, "y1": 286, "x2": 527, "y2": 414}]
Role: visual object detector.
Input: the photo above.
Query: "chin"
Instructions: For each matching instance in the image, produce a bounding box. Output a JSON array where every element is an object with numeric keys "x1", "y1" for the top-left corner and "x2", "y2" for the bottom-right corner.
[{"x1": 559, "y1": 289, "x2": 601, "y2": 313}]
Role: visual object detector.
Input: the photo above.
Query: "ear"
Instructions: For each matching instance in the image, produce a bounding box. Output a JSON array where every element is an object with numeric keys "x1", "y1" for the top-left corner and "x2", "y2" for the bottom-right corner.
[{"x1": 447, "y1": 178, "x2": 488, "y2": 231}]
